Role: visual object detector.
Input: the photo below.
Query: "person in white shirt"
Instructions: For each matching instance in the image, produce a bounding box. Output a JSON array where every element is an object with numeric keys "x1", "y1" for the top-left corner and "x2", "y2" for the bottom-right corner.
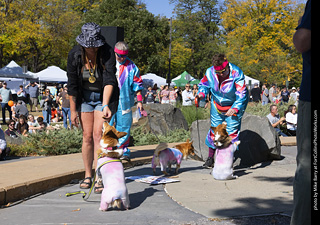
[
  {"x1": 289, "y1": 87, "x2": 299, "y2": 106},
  {"x1": 285, "y1": 104, "x2": 297, "y2": 136},
  {"x1": 182, "y1": 84, "x2": 195, "y2": 106}
]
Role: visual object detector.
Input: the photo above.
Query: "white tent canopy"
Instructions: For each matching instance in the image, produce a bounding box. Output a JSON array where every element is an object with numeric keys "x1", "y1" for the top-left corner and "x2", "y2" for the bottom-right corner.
[
  {"x1": 0, "y1": 60, "x2": 35, "y2": 79},
  {"x1": 141, "y1": 73, "x2": 167, "y2": 87},
  {"x1": 244, "y1": 75, "x2": 260, "y2": 89},
  {"x1": 36, "y1": 66, "x2": 67, "y2": 83}
]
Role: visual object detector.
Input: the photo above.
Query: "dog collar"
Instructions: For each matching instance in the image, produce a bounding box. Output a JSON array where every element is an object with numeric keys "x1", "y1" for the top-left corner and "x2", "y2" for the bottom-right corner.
[{"x1": 106, "y1": 146, "x2": 118, "y2": 150}]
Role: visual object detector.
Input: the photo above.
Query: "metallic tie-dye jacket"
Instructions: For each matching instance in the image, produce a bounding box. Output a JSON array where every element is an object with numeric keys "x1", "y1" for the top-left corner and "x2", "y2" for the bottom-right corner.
[
  {"x1": 117, "y1": 57, "x2": 143, "y2": 111},
  {"x1": 197, "y1": 63, "x2": 248, "y2": 114}
]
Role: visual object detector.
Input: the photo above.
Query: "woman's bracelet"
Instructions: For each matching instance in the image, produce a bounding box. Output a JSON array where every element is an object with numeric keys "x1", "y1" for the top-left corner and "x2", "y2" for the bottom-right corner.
[{"x1": 101, "y1": 104, "x2": 109, "y2": 111}]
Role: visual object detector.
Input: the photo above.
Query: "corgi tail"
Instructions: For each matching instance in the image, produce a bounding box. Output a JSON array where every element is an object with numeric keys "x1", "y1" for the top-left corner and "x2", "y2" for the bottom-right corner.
[
  {"x1": 154, "y1": 142, "x2": 168, "y2": 156},
  {"x1": 111, "y1": 199, "x2": 122, "y2": 209}
]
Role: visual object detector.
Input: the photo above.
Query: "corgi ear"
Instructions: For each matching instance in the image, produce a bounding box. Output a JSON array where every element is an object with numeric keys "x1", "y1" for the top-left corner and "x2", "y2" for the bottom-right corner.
[
  {"x1": 222, "y1": 121, "x2": 227, "y2": 126},
  {"x1": 211, "y1": 126, "x2": 216, "y2": 132},
  {"x1": 116, "y1": 131, "x2": 127, "y2": 139},
  {"x1": 186, "y1": 138, "x2": 190, "y2": 143}
]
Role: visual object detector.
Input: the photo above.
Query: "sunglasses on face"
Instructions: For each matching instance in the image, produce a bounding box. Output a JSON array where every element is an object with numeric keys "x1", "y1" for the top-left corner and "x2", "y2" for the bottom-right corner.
[
  {"x1": 9, "y1": 123, "x2": 15, "y2": 126},
  {"x1": 215, "y1": 68, "x2": 227, "y2": 75},
  {"x1": 116, "y1": 53, "x2": 127, "y2": 58}
]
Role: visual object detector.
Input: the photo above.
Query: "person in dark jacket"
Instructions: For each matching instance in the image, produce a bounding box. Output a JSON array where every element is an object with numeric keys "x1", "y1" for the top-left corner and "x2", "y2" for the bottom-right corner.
[{"x1": 67, "y1": 22, "x2": 119, "y2": 191}]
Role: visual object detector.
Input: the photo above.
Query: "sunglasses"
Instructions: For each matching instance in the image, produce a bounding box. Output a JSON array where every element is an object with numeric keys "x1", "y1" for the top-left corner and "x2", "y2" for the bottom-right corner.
[
  {"x1": 215, "y1": 68, "x2": 227, "y2": 75},
  {"x1": 116, "y1": 53, "x2": 127, "y2": 58},
  {"x1": 9, "y1": 123, "x2": 15, "y2": 126}
]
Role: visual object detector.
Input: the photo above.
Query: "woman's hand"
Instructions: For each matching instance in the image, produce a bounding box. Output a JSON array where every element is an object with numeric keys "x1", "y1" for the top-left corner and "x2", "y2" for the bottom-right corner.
[
  {"x1": 102, "y1": 105, "x2": 112, "y2": 122},
  {"x1": 70, "y1": 111, "x2": 79, "y2": 127}
]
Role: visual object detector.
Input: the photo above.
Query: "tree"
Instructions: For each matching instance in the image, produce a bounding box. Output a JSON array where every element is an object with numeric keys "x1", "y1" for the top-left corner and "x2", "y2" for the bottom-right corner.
[
  {"x1": 170, "y1": 0, "x2": 222, "y2": 79},
  {"x1": 83, "y1": 0, "x2": 170, "y2": 75},
  {"x1": 221, "y1": 0, "x2": 304, "y2": 87},
  {"x1": 0, "y1": 0, "x2": 98, "y2": 71}
]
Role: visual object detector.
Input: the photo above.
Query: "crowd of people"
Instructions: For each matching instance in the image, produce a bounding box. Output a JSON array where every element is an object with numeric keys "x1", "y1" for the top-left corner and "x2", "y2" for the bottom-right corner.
[{"x1": 0, "y1": 82, "x2": 72, "y2": 137}]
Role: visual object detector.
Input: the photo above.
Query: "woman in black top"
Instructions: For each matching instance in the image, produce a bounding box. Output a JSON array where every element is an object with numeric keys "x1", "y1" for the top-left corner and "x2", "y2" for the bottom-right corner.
[{"x1": 67, "y1": 22, "x2": 119, "y2": 190}]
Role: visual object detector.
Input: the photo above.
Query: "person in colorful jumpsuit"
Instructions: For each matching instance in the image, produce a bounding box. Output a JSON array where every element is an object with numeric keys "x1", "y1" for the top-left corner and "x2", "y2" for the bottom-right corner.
[
  {"x1": 197, "y1": 54, "x2": 248, "y2": 168},
  {"x1": 110, "y1": 41, "x2": 143, "y2": 160}
]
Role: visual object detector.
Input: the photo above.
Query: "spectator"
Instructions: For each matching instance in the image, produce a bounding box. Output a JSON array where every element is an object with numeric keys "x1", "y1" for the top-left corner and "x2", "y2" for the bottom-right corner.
[
  {"x1": 261, "y1": 84, "x2": 269, "y2": 106},
  {"x1": 27, "y1": 114, "x2": 40, "y2": 134},
  {"x1": 17, "y1": 85, "x2": 27, "y2": 103},
  {"x1": 40, "y1": 89, "x2": 53, "y2": 125},
  {"x1": 192, "y1": 84, "x2": 198, "y2": 97},
  {"x1": 160, "y1": 85, "x2": 170, "y2": 104},
  {"x1": 0, "y1": 82, "x2": 13, "y2": 124},
  {"x1": 156, "y1": 85, "x2": 164, "y2": 103},
  {"x1": 16, "y1": 115, "x2": 29, "y2": 137},
  {"x1": 57, "y1": 84, "x2": 71, "y2": 129},
  {"x1": 285, "y1": 105, "x2": 297, "y2": 136},
  {"x1": 169, "y1": 86, "x2": 177, "y2": 106},
  {"x1": 5, "y1": 119, "x2": 20, "y2": 138},
  {"x1": 51, "y1": 106, "x2": 59, "y2": 123},
  {"x1": 182, "y1": 84, "x2": 194, "y2": 106},
  {"x1": 281, "y1": 87, "x2": 290, "y2": 103},
  {"x1": 25, "y1": 82, "x2": 39, "y2": 112},
  {"x1": 291, "y1": 1, "x2": 311, "y2": 223},
  {"x1": 0, "y1": 128, "x2": 8, "y2": 160},
  {"x1": 251, "y1": 83, "x2": 261, "y2": 103},
  {"x1": 145, "y1": 86, "x2": 155, "y2": 104},
  {"x1": 290, "y1": 87, "x2": 299, "y2": 106},
  {"x1": 176, "y1": 87, "x2": 182, "y2": 103},
  {"x1": 268, "y1": 84, "x2": 276, "y2": 103},
  {"x1": 274, "y1": 87, "x2": 282, "y2": 104},
  {"x1": 266, "y1": 104, "x2": 287, "y2": 137},
  {"x1": 36, "y1": 117, "x2": 47, "y2": 132},
  {"x1": 14, "y1": 100, "x2": 29, "y2": 119}
]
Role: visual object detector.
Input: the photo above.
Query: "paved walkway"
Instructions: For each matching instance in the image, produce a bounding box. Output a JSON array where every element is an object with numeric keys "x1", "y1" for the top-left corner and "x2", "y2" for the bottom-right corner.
[
  {"x1": 0, "y1": 141, "x2": 296, "y2": 222},
  {"x1": 165, "y1": 146, "x2": 296, "y2": 219},
  {"x1": 0, "y1": 143, "x2": 181, "y2": 205}
]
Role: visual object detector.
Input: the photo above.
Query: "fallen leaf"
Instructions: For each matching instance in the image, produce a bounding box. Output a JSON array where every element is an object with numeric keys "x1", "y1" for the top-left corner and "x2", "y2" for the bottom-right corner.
[{"x1": 72, "y1": 208, "x2": 81, "y2": 212}]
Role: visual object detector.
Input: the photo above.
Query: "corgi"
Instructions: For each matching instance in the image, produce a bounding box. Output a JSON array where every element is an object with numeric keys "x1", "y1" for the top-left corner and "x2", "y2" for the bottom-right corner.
[
  {"x1": 152, "y1": 139, "x2": 195, "y2": 176},
  {"x1": 97, "y1": 122, "x2": 130, "y2": 211},
  {"x1": 210, "y1": 122, "x2": 240, "y2": 180}
]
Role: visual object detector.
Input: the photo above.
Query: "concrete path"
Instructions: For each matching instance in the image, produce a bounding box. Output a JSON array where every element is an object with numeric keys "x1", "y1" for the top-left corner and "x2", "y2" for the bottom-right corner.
[{"x1": 165, "y1": 147, "x2": 296, "y2": 219}]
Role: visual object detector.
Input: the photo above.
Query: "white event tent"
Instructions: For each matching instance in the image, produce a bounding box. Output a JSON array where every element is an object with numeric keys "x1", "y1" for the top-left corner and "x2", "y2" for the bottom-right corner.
[
  {"x1": 36, "y1": 66, "x2": 68, "y2": 83},
  {"x1": 141, "y1": 73, "x2": 168, "y2": 87},
  {"x1": 0, "y1": 61, "x2": 36, "y2": 94}
]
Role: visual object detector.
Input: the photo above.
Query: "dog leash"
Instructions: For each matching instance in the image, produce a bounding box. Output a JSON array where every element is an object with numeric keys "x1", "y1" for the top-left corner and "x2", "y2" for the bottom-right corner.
[
  {"x1": 194, "y1": 97, "x2": 204, "y2": 160},
  {"x1": 65, "y1": 159, "x2": 121, "y2": 201}
]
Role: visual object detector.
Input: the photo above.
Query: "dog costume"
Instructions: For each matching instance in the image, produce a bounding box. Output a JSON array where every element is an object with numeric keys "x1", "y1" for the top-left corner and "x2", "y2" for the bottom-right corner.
[
  {"x1": 110, "y1": 56, "x2": 143, "y2": 157},
  {"x1": 212, "y1": 142, "x2": 239, "y2": 180},
  {"x1": 152, "y1": 143, "x2": 183, "y2": 175},
  {"x1": 197, "y1": 62, "x2": 248, "y2": 150},
  {"x1": 97, "y1": 155, "x2": 130, "y2": 211}
]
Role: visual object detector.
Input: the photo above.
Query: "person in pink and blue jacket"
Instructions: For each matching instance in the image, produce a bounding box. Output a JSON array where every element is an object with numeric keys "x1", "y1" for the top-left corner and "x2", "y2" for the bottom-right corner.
[
  {"x1": 197, "y1": 54, "x2": 248, "y2": 168},
  {"x1": 110, "y1": 41, "x2": 143, "y2": 160}
]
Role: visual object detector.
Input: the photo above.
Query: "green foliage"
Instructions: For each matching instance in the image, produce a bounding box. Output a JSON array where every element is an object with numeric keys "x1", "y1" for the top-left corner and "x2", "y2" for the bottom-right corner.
[
  {"x1": 9, "y1": 129, "x2": 83, "y2": 156},
  {"x1": 82, "y1": 0, "x2": 170, "y2": 75},
  {"x1": 131, "y1": 125, "x2": 190, "y2": 146},
  {"x1": 178, "y1": 105, "x2": 210, "y2": 127},
  {"x1": 169, "y1": 0, "x2": 222, "y2": 78},
  {"x1": 245, "y1": 100, "x2": 297, "y2": 117},
  {"x1": 221, "y1": 0, "x2": 304, "y2": 87}
]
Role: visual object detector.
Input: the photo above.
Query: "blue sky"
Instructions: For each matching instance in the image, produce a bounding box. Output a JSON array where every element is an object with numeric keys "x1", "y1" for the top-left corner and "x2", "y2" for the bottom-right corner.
[{"x1": 144, "y1": 0, "x2": 175, "y2": 18}]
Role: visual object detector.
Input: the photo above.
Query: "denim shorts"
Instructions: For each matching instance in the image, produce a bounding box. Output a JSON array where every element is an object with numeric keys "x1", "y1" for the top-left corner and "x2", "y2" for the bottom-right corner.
[{"x1": 81, "y1": 90, "x2": 103, "y2": 112}]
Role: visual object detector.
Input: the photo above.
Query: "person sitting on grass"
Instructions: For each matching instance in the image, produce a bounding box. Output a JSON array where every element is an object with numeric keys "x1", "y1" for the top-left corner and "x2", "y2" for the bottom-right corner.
[
  {"x1": 5, "y1": 119, "x2": 20, "y2": 138},
  {"x1": 16, "y1": 115, "x2": 29, "y2": 137}
]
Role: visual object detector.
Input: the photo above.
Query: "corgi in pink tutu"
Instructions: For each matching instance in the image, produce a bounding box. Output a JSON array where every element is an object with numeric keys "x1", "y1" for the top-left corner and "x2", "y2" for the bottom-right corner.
[{"x1": 97, "y1": 122, "x2": 130, "y2": 211}]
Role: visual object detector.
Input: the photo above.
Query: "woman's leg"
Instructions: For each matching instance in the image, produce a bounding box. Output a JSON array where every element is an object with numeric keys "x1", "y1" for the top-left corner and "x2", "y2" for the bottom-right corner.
[
  {"x1": 93, "y1": 110, "x2": 105, "y2": 169},
  {"x1": 79, "y1": 112, "x2": 94, "y2": 187}
]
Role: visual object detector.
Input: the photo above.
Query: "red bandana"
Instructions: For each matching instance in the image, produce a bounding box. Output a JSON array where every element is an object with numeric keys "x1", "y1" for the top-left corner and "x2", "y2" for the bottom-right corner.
[
  {"x1": 114, "y1": 47, "x2": 128, "y2": 55},
  {"x1": 214, "y1": 60, "x2": 229, "y2": 71}
]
